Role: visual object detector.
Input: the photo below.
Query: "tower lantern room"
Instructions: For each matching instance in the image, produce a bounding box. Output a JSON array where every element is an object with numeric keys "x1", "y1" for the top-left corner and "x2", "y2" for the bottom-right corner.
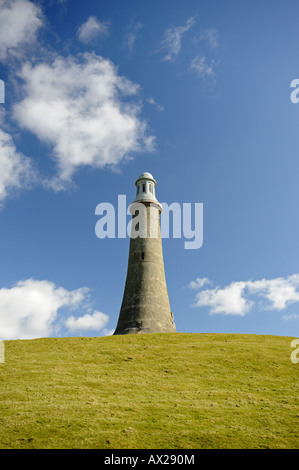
[{"x1": 134, "y1": 172, "x2": 158, "y2": 204}]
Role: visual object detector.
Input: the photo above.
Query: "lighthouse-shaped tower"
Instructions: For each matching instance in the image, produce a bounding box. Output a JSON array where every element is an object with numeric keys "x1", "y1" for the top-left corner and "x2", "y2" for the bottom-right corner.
[{"x1": 114, "y1": 172, "x2": 176, "y2": 335}]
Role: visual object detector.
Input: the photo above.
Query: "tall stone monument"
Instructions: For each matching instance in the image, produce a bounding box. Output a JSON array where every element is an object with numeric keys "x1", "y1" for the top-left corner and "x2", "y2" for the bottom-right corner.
[{"x1": 114, "y1": 172, "x2": 176, "y2": 335}]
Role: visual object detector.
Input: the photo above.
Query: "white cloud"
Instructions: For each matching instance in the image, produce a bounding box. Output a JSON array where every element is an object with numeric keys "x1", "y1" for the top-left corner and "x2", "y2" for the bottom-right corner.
[
  {"x1": 0, "y1": 279, "x2": 110, "y2": 340},
  {"x1": 13, "y1": 53, "x2": 155, "y2": 189},
  {"x1": 0, "y1": 127, "x2": 36, "y2": 206},
  {"x1": 77, "y1": 16, "x2": 110, "y2": 44},
  {"x1": 194, "y1": 281, "x2": 251, "y2": 316},
  {"x1": 0, "y1": 0, "x2": 43, "y2": 61},
  {"x1": 246, "y1": 274, "x2": 299, "y2": 310},
  {"x1": 66, "y1": 310, "x2": 109, "y2": 332},
  {"x1": 189, "y1": 277, "x2": 211, "y2": 289},
  {"x1": 190, "y1": 55, "x2": 217, "y2": 84},
  {"x1": 161, "y1": 16, "x2": 196, "y2": 62},
  {"x1": 191, "y1": 274, "x2": 299, "y2": 316},
  {"x1": 123, "y1": 21, "x2": 143, "y2": 56},
  {"x1": 0, "y1": 279, "x2": 91, "y2": 340}
]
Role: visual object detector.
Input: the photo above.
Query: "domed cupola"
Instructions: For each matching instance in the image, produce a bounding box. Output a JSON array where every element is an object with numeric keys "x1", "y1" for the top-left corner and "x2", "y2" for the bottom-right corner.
[{"x1": 134, "y1": 172, "x2": 158, "y2": 203}]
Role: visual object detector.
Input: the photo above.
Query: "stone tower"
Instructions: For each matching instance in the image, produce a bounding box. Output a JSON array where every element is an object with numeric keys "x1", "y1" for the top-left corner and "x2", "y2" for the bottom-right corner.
[{"x1": 114, "y1": 172, "x2": 176, "y2": 335}]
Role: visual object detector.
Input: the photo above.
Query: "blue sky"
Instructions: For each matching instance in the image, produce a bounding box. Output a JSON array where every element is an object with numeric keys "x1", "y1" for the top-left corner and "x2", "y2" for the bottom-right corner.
[{"x1": 0, "y1": 0, "x2": 299, "y2": 340}]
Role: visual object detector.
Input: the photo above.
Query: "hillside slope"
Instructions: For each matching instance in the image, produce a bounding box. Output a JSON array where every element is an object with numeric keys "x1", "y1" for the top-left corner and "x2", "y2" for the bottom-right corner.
[{"x1": 0, "y1": 333, "x2": 298, "y2": 449}]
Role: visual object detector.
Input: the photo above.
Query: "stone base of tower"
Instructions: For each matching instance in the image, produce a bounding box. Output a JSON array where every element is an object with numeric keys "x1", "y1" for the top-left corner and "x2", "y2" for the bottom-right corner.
[
  {"x1": 114, "y1": 328, "x2": 176, "y2": 335},
  {"x1": 113, "y1": 315, "x2": 176, "y2": 335},
  {"x1": 113, "y1": 324, "x2": 176, "y2": 335}
]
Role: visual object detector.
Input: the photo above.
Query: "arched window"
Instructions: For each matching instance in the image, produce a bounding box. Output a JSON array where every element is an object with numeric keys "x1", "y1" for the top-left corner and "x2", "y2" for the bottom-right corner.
[{"x1": 142, "y1": 183, "x2": 146, "y2": 193}]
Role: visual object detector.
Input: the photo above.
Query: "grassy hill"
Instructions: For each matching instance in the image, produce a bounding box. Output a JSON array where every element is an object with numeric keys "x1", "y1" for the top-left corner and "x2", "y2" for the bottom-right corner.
[{"x1": 0, "y1": 332, "x2": 298, "y2": 449}]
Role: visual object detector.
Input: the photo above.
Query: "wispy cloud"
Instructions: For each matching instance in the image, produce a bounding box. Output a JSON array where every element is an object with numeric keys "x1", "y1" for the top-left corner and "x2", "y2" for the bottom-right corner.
[
  {"x1": 194, "y1": 28, "x2": 219, "y2": 49},
  {"x1": 0, "y1": 127, "x2": 36, "y2": 206},
  {"x1": 189, "y1": 54, "x2": 217, "y2": 85},
  {"x1": 146, "y1": 97, "x2": 164, "y2": 112},
  {"x1": 77, "y1": 16, "x2": 110, "y2": 44},
  {"x1": 282, "y1": 313, "x2": 299, "y2": 321},
  {"x1": 190, "y1": 28, "x2": 220, "y2": 91},
  {"x1": 123, "y1": 21, "x2": 143, "y2": 56},
  {"x1": 160, "y1": 16, "x2": 196, "y2": 62},
  {"x1": 190, "y1": 274, "x2": 299, "y2": 316}
]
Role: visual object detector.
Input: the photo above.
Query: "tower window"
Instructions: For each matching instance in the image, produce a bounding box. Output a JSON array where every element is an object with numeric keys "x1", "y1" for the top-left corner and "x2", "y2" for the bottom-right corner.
[
  {"x1": 137, "y1": 185, "x2": 140, "y2": 194},
  {"x1": 142, "y1": 183, "x2": 146, "y2": 193},
  {"x1": 149, "y1": 183, "x2": 153, "y2": 194},
  {"x1": 141, "y1": 251, "x2": 145, "y2": 260}
]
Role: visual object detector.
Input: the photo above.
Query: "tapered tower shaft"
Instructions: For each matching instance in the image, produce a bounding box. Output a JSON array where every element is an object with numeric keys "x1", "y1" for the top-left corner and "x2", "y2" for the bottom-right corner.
[{"x1": 114, "y1": 172, "x2": 176, "y2": 335}]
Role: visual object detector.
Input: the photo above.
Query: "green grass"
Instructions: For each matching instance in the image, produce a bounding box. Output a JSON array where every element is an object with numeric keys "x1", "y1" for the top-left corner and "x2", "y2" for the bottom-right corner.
[{"x1": 0, "y1": 333, "x2": 298, "y2": 449}]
